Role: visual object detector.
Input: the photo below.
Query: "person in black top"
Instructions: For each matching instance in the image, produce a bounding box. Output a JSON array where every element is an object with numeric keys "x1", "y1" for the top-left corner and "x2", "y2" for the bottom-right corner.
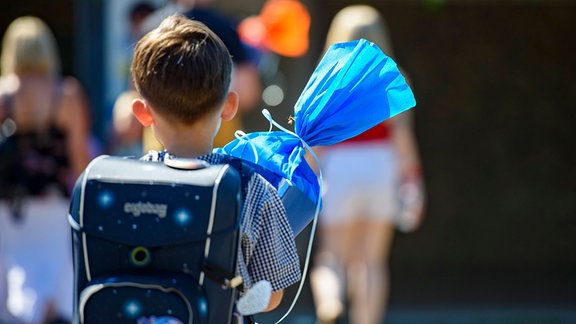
[{"x1": 0, "y1": 16, "x2": 92, "y2": 324}]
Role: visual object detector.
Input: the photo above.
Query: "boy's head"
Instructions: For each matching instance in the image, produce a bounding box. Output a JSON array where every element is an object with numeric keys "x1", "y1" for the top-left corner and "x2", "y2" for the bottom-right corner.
[{"x1": 131, "y1": 14, "x2": 233, "y2": 125}]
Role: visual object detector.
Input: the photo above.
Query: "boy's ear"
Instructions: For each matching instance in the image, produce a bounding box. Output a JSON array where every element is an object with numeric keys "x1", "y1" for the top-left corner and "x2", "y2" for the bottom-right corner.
[
  {"x1": 221, "y1": 91, "x2": 239, "y2": 122},
  {"x1": 132, "y1": 98, "x2": 155, "y2": 126}
]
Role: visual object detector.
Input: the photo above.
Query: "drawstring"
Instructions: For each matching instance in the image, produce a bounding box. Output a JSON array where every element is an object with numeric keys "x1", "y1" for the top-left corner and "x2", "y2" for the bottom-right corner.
[
  {"x1": 234, "y1": 130, "x2": 259, "y2": 165},
  {"x1": 257, "y1": 109, "x2": 323, "y2": 324}
]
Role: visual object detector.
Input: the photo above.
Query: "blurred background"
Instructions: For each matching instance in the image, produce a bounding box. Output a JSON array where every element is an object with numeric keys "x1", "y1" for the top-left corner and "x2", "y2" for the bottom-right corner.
[{"x1": 1, "y1": 0, "x2": 575, "y2": 322}]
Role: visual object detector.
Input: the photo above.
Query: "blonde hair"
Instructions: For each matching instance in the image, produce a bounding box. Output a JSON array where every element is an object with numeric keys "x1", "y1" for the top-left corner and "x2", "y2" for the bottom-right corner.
[
  {"x1": 1, "y1": 16, "x2": 61, "y2": 77},
  {"x1": 324, "y1": 5, "x2": 395, "y2": 58}
]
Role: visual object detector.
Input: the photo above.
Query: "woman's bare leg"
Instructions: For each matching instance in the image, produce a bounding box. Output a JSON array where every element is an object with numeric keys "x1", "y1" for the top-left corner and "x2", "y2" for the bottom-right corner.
[
  {"x1": 346, "y1": 219, "x2": 395, "y2": 324},
  {"x1": 311, "y1": 224, "x2": 354, "y2": 323}
]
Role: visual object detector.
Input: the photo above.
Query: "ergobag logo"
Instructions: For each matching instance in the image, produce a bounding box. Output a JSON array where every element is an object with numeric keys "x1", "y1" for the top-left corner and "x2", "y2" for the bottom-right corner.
[{"x1": 124, "y1": 202, "x2": 168, "y2": 218}]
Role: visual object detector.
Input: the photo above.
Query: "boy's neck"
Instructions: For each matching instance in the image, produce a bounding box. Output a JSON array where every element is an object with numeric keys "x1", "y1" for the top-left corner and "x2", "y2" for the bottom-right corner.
[
  {"x1": 156, "y1": 119, "x2": 217, "y2": 159},
  {"x1": 164, "y1": 144, "x2": 212, "y2": 158},
  {"x1": 162, "y1": 129, "x2": 214, "y2": 158}
]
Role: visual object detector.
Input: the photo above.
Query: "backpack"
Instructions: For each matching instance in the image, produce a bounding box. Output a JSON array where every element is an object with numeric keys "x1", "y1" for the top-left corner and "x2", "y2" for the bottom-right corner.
[{"x1": 69, "y1": 155, "x2": 251, "y2": 324}]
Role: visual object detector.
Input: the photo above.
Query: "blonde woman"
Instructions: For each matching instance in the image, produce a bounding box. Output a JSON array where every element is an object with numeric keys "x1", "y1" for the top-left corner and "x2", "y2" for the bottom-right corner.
[
  {"x1": 0, "y1": 16, "x2": 91, "y2": 323},
  {"x1": 310, "y1": 5, "x2": 426, "y2": 324}
]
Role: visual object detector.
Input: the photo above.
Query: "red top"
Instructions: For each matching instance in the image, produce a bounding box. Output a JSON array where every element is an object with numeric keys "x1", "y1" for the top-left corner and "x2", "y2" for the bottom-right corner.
[{"x1": 341, "y1": 120, "x2": 391, "y2": 144}]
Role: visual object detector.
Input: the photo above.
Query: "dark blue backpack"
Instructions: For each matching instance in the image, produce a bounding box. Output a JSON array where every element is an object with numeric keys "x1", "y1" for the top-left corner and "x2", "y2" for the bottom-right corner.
[{"x1": 69, "y1": 155, "x2": 250, "y2": 324}]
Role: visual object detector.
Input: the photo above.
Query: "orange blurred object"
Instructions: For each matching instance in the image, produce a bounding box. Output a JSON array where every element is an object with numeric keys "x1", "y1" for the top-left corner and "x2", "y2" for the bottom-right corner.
[{"x1": 238, "y1": 0, "x2": 310, "y2": 57}]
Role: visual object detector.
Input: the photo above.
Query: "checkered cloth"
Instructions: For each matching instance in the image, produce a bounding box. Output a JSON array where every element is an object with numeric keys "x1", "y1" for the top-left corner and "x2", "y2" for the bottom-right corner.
[{"x1": 142, "y1": 151, "x2": 301, "y2": 292}]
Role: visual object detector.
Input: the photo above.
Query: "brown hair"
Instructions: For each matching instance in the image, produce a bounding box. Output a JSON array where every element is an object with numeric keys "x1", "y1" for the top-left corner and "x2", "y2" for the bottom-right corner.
[
  {"x1": 1, "y1": 16, "x2": 61, "y2": 77},
  {"x1": 131, "y1": 14, "x2": 232, "y2": 124}
]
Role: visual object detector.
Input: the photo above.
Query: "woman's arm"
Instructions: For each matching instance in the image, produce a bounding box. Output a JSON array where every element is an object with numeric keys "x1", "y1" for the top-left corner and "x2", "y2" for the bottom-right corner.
[{"x1": 58, "y1": 76, "x2": 92, "y2": 178}]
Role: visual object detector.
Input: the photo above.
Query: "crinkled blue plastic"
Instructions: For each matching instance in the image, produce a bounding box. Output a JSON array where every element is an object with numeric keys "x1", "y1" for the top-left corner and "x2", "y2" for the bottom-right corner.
[
  {"x1": 294, "y1": 39, "x2": 416, "y2": 146},
  {"x1": 216, "y1": 39, "x2": 416, "y2": 204}
]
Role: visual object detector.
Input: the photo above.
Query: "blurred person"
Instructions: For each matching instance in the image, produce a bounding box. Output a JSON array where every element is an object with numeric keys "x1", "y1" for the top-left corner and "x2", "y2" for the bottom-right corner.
[
  {"x1": 123, "y1": 1, "x2": 156, "y2": 90},
  {"x1": 237, "y1": 0, "x2": 311, "y2": 121},
  {"x1": 112, "y1": 1, "x2": 160, "y2": 154},
  {"x1": 0, "y1": 16, "x2": 92, "y2": 324},
  {"x1": 128, "y1": 1, "x2": 156, "y2": 43},
  {"x1": 107, "y1": 89, "x2": 144, "y2": 156},
  {"x1": 140, "y1": 0, "x2": 262, "y2": 148},
  {"x1": 183, "y1": 0, "x2": 262, "y2": 113},
  {"x1": 309, "y1": 5, "x2": 426, "y2": 324}
]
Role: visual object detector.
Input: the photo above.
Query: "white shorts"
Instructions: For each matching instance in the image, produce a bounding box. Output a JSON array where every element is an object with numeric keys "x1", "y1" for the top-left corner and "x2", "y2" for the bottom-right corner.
[
  {"x1": 0, "y1": 194, "x2": 73, "y2": 323},
  {"x1": 320, "y1": 141, "x2": 400, "y2": 226}
]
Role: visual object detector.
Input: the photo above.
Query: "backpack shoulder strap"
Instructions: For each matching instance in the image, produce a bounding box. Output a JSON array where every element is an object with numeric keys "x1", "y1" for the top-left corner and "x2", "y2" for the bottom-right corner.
[
  {"x1": 223, "y1": 156, "x2": 255, "y2": 198},
  {"x1": 201, "y1": 157, "x2": 250, "y2": 291}
]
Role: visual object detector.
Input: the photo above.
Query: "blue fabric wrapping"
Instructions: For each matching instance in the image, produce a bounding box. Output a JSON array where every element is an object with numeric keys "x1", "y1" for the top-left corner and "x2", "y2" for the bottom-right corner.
[
  {"x1": 215, "y1": 131, "x2": 319, "y2": 203},
  {"x1": 294, "y1": 39, "x2": 416, "y2": 146},
  {"x1": 216, "y1": 39, "x2": 416, "y2": 205}
]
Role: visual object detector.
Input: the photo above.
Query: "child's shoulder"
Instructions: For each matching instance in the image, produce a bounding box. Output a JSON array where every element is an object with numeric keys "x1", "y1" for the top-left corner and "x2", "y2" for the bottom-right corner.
[
  {"x1": 140, "y1": 151, "x2": 236, "y2": 166},
  {"x1": 140, "y1": 151, "x2": 279, "y2": 200},
  {"x1": 200, "y1": 153, "x2": 283, "y2": 207}
]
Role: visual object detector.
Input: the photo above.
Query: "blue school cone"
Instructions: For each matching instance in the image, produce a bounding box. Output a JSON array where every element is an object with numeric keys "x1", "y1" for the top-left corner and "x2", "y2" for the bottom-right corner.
[{"x1": 218, "y1": 38, "x2": 416, "y2": 235}]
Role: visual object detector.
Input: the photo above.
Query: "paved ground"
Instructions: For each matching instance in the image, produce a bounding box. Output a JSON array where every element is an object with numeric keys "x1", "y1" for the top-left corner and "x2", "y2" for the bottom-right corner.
[
  {"x1": 253, "y1": 274, "x2": 576, "y2": 324},
  {"x1": 253, "y1": 229, "x2": 576, "y2": 324},
  {"x1": 254, "y1": 280, "x2": 576, "y2": 324},
  {"x1": 257, "y1": 307, "x2": 576, "y2": 324}
]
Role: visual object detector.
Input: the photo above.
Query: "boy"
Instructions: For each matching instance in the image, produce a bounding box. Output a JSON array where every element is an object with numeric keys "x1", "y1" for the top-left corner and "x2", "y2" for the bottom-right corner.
[{"x1": 130, "y1": 14, "x2": 301, "y2": 315}]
